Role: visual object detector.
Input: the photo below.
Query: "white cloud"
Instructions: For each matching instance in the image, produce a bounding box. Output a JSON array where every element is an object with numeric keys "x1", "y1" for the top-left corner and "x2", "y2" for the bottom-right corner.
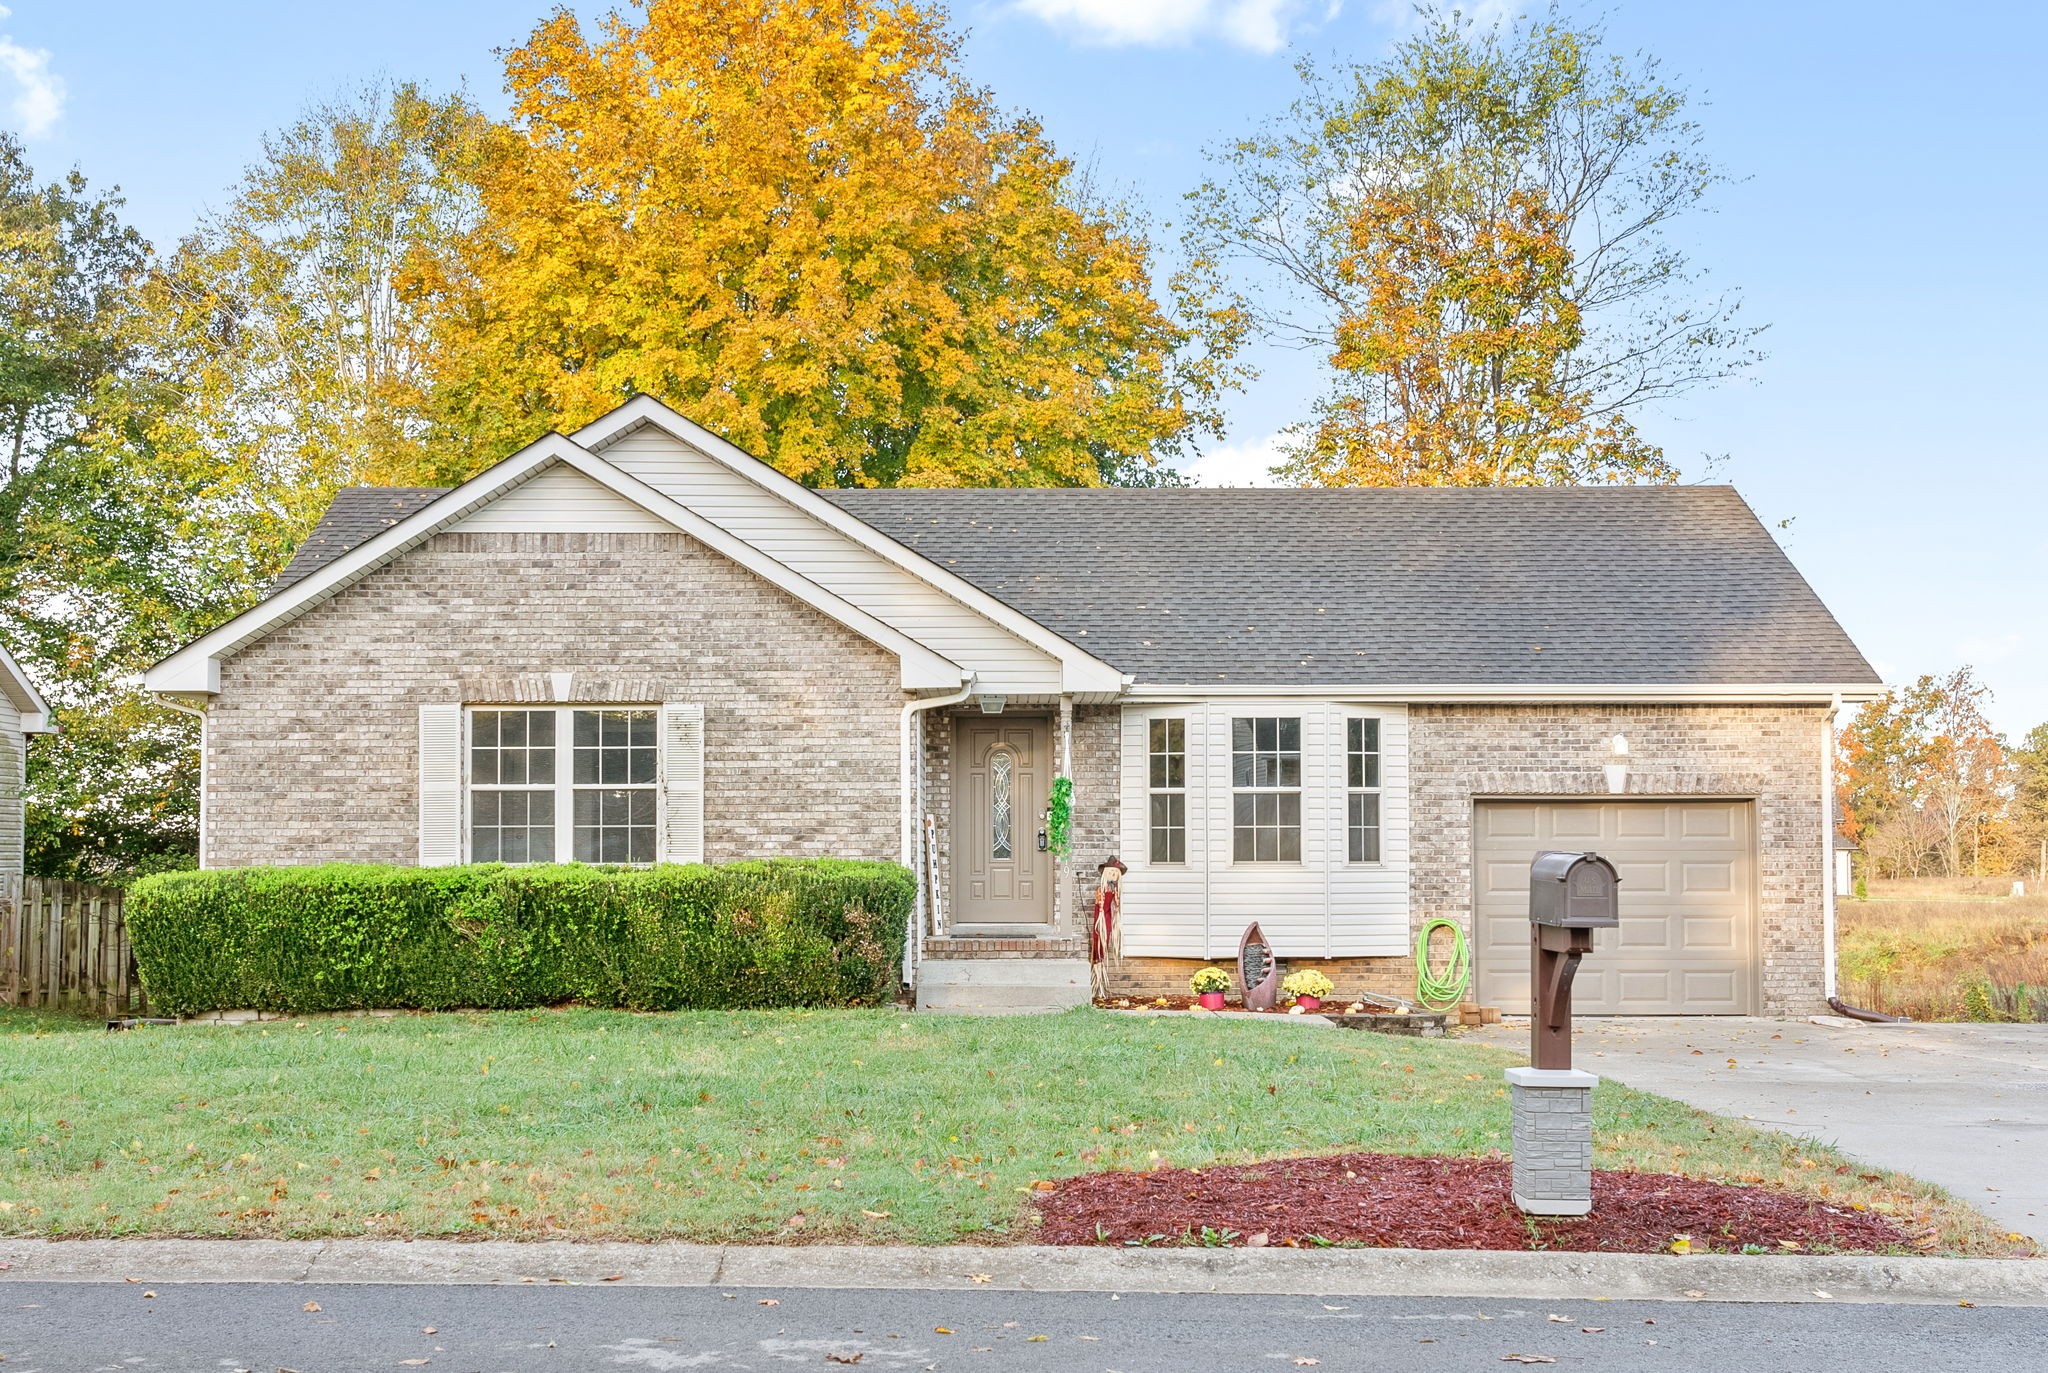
[
  {"x1": 0, "y1": 7, "x2": 63, "y2": 138},
  {"x1": 1179, "y1": 429, "x2": 1291, "y2": 486},
  {"x1": 1011, "y1": 1, "x2": 1337, "y2": 55}
]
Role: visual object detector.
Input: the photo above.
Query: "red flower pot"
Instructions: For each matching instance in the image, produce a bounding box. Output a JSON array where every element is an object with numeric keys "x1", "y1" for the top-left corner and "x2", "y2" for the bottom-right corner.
[
  {"x1": 1198, "y1": 991, "x2": 1227, "y2": 1010},
  {"x1": 1295, "y1": 995, "x2": 1322, "y2": 1012}
]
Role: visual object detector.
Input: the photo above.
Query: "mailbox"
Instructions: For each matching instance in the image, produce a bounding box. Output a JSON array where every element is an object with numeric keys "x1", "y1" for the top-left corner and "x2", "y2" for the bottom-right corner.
[
  {"x1": 1525, "y1": 850, "x2": 1620, "y2": 1071},
  {"x1": 1528, "y1": 851, "x2": 1621, "y2": 930}
]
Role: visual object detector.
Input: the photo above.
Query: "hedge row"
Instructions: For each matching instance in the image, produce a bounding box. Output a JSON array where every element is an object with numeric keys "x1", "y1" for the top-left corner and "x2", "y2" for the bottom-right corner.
[{"x1": 124, "y1": 859, "x2": 913, "y2": 1016}]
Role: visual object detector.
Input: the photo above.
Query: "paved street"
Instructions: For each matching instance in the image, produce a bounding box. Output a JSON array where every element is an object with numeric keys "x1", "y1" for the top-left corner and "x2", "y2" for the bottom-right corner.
[
  {"x1": 5, "y1": 1282, "x2": 2045, "y2": 1373},
  {"x1": 1468, "y1": 1018, "x2": 2048, "y2": 1241}
]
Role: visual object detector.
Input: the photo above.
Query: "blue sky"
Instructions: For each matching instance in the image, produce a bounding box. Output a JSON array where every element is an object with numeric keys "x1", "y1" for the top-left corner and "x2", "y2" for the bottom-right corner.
[{"x1": 4, "y1": 1, "x2": 2042, "y2": 734}]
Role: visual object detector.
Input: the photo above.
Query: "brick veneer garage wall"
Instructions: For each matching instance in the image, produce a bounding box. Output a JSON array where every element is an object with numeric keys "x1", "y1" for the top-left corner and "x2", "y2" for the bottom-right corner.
[
  {"x1": 204, "y1": 530, "x2": 905, "y2": 868},
  {"x1": 1405, "y1": 704, "x2": 1829, "y2": 1016}
]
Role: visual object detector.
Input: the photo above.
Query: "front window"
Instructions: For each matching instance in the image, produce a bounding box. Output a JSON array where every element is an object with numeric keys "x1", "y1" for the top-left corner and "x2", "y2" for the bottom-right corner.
[
  {"x1": 1231, "y1": 716, "x2": 1301, "y2": 862},
  {"x1": 1148, "y1": 718, "x2": 1186, "y2": 864},
  {"x1": 469, "y1": 706, "x2": 658, "y2": 863},
  {"x1": 1346, "y1": 717, "x2": 1383, "y2": 863}
]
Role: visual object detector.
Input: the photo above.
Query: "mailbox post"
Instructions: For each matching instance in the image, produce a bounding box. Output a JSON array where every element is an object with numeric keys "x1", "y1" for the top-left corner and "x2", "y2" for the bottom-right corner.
[{"x1": 1507, "y1": 850, "x2": 1620, "y2": 1217}]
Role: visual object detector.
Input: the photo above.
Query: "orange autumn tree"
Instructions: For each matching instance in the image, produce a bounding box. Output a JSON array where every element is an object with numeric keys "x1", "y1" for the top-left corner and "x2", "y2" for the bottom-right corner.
[
  {"x1": 1290, "y1": 184, "x2": 1671, "y2": 486},
  {"x1": 417, "y1": 0, "x2": 1233, "y2": 488}
]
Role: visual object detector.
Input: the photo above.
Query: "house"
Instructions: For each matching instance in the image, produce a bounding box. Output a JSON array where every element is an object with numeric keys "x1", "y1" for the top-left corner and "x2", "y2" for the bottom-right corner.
[
  {"x1": 0, "y1": 642, "x2": 54, "y2": 879},
  {"x1": 143, "y1": 396, "x2": 1885, "y2": 1015}
]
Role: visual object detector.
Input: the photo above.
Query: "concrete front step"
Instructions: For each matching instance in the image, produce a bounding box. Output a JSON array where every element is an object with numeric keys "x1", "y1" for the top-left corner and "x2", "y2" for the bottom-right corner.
[{"x1": 914, "y1": 956, "x2": 1093, "y2": 1013}]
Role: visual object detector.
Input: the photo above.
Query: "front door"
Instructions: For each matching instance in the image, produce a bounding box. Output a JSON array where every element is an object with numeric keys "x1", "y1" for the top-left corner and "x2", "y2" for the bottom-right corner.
[{"x1": 953, "y1": 717, "x2": 1054, "y2": 930}]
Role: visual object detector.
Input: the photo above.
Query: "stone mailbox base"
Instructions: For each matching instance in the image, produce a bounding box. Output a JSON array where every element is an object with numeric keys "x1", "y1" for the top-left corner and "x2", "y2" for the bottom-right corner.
[{"x1": 1506, "y1": 1066, "x2": 1599, "y2": 1216}]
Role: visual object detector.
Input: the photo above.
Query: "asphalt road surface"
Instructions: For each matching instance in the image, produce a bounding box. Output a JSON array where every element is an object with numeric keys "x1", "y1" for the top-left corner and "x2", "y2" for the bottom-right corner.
[{"x1": 4, "y1": 1283, "x2": 2043, "y2": 1373}]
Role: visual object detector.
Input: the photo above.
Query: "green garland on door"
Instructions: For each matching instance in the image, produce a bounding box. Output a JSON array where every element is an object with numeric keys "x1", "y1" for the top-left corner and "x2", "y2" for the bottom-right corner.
[{"x1": 1047, "y1": 775, "x2": 1073, "y2": 860}]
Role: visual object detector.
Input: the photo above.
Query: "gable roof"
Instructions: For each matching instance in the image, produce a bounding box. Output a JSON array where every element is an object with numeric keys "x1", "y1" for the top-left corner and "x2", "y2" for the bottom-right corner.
[
  {"x1": 821, "y1": 485, "x2": 1882, "y2": 691},
  {"x1": 0, "y1": 641, "x2": 53, "y2": 732},
  {"x1": 144, "y1": 434, "x2": 968, "y2": 696}
]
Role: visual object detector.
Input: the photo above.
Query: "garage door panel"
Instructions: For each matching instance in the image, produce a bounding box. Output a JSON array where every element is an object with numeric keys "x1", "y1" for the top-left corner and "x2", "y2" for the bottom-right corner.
[
  {"x1": 1615, "y1": 859, "x2": 1673, "y2": 895},
  {"x1": 1550, "y1": 808, "x2": 1604, "y2": 841},
  {"x1": 1682, "y1": 860, "x2": 1735, "y2": 893},
  {"x1": 1680, "y1": 805, "x2": 1736, "y2": 839},
  {"x1": 1474, "y1": 800, "x2": 1755, "y2": 1015},
  {"x1": 1614, "y1": 806, "x2": 1671, "y2": 839}
]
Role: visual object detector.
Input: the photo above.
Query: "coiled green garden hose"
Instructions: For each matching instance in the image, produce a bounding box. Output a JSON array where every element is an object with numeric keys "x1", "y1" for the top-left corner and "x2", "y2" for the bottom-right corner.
[{"x1": 1414, "y1": 918, "x2": 1471, "y2": 1010}]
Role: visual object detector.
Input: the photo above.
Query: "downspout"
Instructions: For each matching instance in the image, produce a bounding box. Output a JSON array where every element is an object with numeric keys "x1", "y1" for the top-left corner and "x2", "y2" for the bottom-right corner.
[
  {"x1": 1819, "y1": 690, "x2": 1909, "y2": 1022},
  {"x1": 1821, "y1": 691, "x2": 1840, "y2": 1004},
  {"x1": 902, "y1": 676, "x2": 977, "y2": 991}
]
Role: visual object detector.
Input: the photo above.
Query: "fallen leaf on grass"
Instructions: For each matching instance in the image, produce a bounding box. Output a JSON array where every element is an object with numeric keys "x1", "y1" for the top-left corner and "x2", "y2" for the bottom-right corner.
[
  {"x1": 1025, "y1": 1335, "x2": 1048, "y2": 1342},
  {"x1": 826, "y1": 1354, "x2": 863, "y2": 1365},
  {"x1": 301, "y1": 1301, "x2": 319, "y2": 1312},
  {"x1": 861, "y1": 1210, "x2": 891, "y2": 1220},
  {"x1": 1029, "y1": 1180, "x2": 1056, "y2": 1192},
  {"x1": 933, "y1": 1327, "x2": 952, "y2": 1335}
]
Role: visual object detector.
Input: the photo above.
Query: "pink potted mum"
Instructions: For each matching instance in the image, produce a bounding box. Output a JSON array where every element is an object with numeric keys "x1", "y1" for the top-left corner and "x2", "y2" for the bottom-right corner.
[{"x1": 1190, "y1": 966, "x2": 1231, "y2": 1010}]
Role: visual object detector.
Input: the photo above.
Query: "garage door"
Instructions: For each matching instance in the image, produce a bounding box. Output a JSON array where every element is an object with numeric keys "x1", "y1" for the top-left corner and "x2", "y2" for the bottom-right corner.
[{"x1": 1473, "y1": 800, "x2": 1755, "y2": 1015}]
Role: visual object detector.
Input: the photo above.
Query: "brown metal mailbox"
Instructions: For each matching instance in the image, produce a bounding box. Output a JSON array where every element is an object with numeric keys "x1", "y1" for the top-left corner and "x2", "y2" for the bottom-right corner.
[{"x1": 1528, "y1": 851, "x2": 1621, "y2": 930}]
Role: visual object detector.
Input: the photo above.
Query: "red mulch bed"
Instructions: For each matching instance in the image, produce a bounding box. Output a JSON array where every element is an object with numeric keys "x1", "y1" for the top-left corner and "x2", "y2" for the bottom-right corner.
[{"x1": 1033, "y1": 1153, "x2": 1911, "y2": 1254}]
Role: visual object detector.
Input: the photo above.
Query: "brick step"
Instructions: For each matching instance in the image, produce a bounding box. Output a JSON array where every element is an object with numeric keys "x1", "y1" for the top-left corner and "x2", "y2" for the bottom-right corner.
[{"x1": 922, "y1": 936, "x2": 1086, "y2": 961}]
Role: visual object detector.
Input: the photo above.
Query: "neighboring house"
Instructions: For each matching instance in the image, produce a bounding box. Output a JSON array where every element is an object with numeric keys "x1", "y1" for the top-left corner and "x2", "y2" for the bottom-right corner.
[
  {"x1": 0, "y1": 643, "x2": 54, "y2": 879},
  {"x1": 143, "y1": 396, "x2": 1885, "y2": 1015}
]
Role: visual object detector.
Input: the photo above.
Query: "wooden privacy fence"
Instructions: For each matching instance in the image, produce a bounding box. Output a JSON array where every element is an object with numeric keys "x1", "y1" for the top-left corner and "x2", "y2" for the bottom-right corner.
[{"x1": 1, "y1": 876, "x2": 147, "y2": 1015}]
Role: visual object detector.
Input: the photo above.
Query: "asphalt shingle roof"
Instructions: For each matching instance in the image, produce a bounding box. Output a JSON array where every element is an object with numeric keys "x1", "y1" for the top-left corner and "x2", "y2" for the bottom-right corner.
[
  {"x1": 273, "y1": 482, "x2": 1878, "y2": 687},
  {"x1": 270, "y1": 487, "x2": 447, "y2": 594},
  {"x1": 820, "y1": 486, "x2": 1878, "y2": 687}
]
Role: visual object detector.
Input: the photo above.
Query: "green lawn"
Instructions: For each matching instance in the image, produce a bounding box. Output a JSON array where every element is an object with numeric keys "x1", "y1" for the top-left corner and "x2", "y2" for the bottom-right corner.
[{"x1": 0, "y1": 1005, "x2": 2009, "y2": 1250}]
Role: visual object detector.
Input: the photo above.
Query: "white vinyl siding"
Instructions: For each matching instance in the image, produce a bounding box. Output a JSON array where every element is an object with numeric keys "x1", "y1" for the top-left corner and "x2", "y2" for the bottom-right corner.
[
  {"x1": 1120, "y1": 701, "x2": 1410, "y2": 959},
  {"x1": 598, "y1": 426, "x2": 1062, "y2": 694},
  {"x1": 0, "y1": 696, "x2": 23, "y2": 877},
  {"x1": 449, "y1": 463, "x2": 676, "y2": 532}
]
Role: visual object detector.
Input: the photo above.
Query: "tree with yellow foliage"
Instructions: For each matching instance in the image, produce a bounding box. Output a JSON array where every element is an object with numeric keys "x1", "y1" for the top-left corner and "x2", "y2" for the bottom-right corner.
[
  {"x1": 419, "y1": 0, "x2": 1234, "y2": 488},
  {"x1": 1186, "y1": 4, "x2": 1756, "y2": 486}
]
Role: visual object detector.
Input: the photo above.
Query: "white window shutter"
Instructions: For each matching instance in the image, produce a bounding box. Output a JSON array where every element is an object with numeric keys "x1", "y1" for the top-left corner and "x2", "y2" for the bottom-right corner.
[
  {"x1": 418, "y1": 704, "x2": 464, "y2": 866},
  {"x1": 661, "y1": 702, "x2": 706, "y2": 864}
]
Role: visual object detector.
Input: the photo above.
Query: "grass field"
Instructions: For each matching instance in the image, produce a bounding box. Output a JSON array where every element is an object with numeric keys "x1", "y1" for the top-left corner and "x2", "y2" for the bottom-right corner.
[
  {"x1": 0, "y1": 1005, "x2": 2013, "y2": 1252},
  {"x1": 1840, "y1": 877, "x2": 2048, "y2": 1022}
]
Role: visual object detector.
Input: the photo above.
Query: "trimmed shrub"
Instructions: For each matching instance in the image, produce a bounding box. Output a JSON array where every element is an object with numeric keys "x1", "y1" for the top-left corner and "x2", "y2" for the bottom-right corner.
[{"x1": 125, "y1": 859, "x2": 913, "y2": 1015}]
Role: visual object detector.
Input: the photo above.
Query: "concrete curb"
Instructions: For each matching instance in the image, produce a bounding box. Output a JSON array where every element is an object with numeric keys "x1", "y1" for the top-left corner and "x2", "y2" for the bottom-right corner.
[{"x1": 1, "y1": 1239, "x2": 2043, "y2": 1306}]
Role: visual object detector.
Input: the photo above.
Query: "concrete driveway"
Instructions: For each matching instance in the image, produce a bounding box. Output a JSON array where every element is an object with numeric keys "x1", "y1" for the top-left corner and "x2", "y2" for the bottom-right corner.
[{"x1": 1466, "y1": 1018, "x2": 2048, "y2": 1242}]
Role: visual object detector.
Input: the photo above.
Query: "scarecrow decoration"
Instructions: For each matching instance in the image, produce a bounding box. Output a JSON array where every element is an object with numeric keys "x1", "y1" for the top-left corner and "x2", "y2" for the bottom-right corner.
[{"x1": 1089, "y1": 857, "x2": 1127, "y2": 998}]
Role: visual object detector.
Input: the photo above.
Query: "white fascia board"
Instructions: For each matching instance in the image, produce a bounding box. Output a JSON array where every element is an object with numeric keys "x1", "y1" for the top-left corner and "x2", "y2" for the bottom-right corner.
[
  {"x1": 0, "y1": 640, "x2": 52, "y2": 728},
  {"x1": 1121, "y1": 682, "x2": 1891, "y2": 705},
  {"x1": 145, "y1": 433, "x2": 966, "y2": 697},
  {"x1": 571, "y1": 395, "x2": 1127, "y2": 696}
]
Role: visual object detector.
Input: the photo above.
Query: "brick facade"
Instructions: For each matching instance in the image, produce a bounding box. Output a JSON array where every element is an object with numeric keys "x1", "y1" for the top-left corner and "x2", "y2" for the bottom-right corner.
[
  {"x1": 1405, "y1": 704, "x2": 1828, "y2": 1016},
  {"x1": 204, "y1": 530, "x2": 905, "y2": 868}
]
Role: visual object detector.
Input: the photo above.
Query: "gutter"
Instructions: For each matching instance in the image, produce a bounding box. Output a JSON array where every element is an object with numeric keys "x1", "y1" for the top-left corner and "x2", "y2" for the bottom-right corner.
[
  {"x1": 900, "y1": 676, "x2": 977, "y2": 989},
  {"x1": 1120, "y1": 683, "x2": 1891, "y2": 705}
]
